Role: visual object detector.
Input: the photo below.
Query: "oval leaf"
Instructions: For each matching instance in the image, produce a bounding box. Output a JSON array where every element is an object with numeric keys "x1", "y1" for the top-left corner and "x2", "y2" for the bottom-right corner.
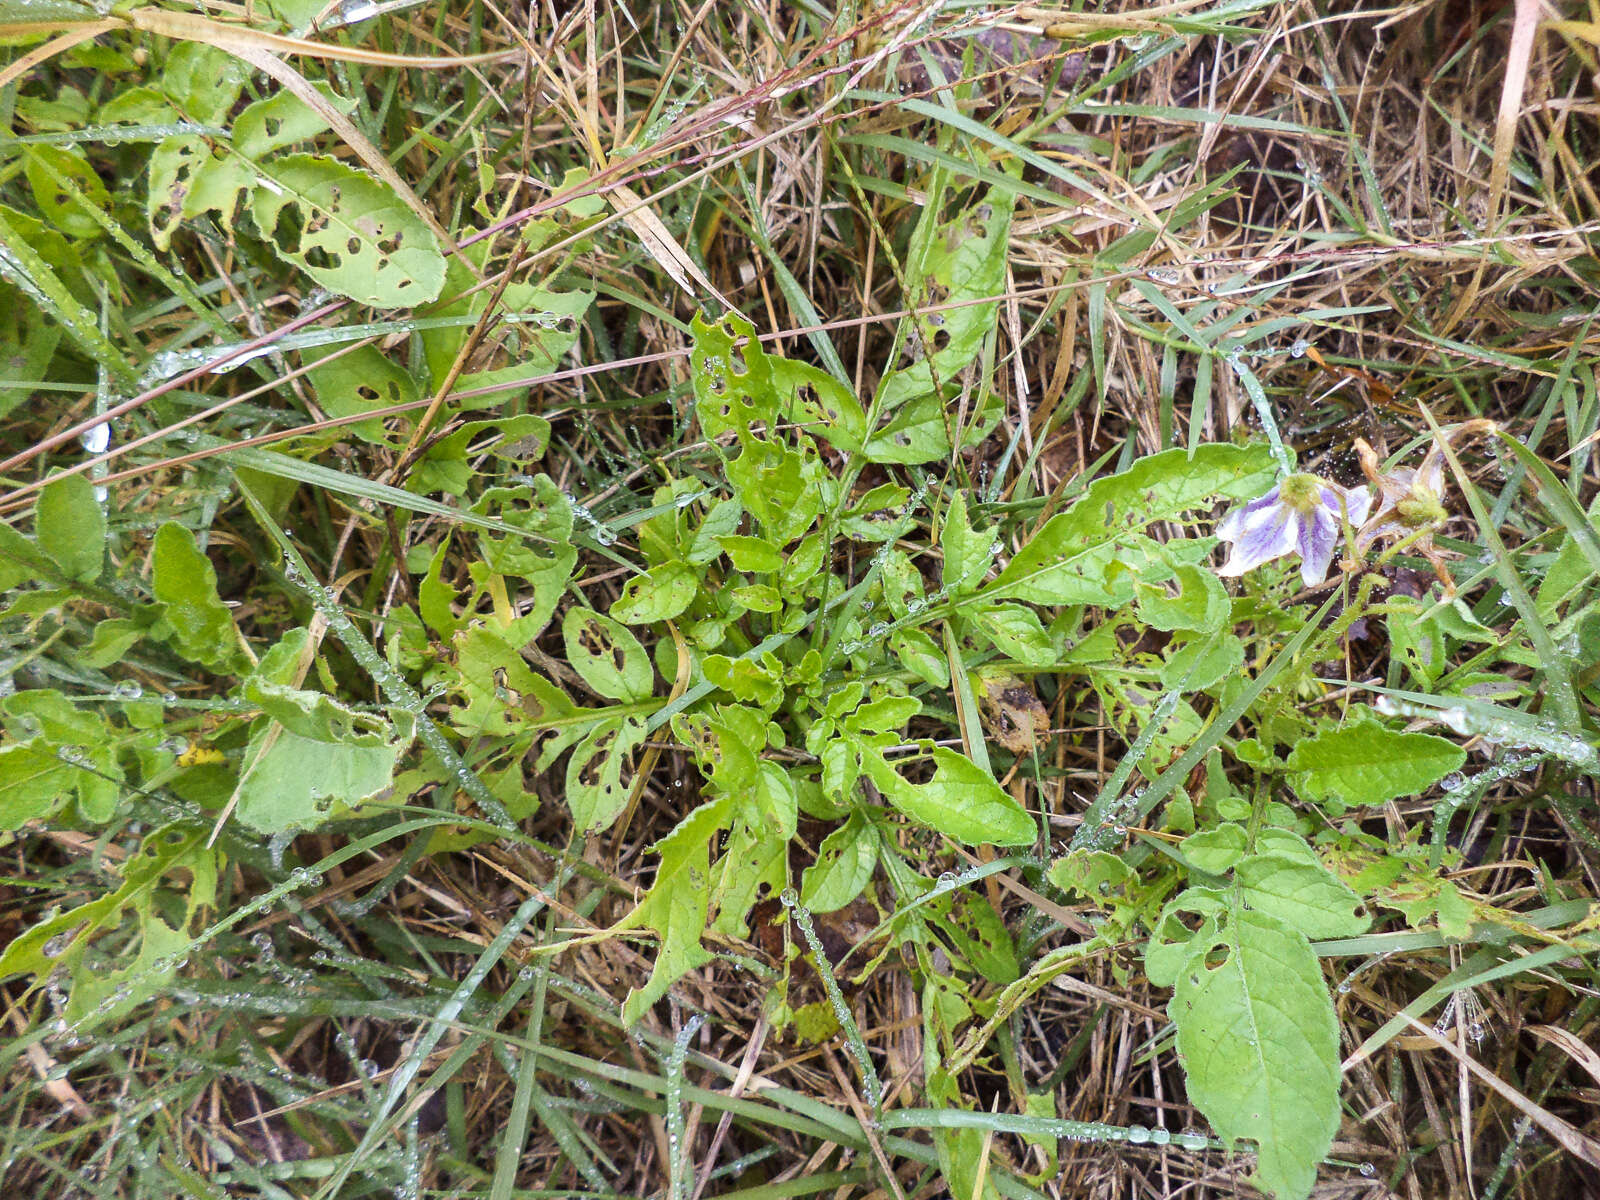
[
  {"x1": 1286, "y1": 717, "x2": 1465, "y2": 809},
  {"x1": 562, "y1": 607, "x2": 654, "y2": 702},
  {"x1": 250, "y1": 154, "x2": 444, "y2": 307}
]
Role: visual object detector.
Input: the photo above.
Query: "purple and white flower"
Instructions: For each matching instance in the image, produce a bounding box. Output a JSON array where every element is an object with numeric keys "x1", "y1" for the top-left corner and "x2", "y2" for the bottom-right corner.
[{"x1": 1216, "y1": 473, "x2": 1372, "y2": 587}]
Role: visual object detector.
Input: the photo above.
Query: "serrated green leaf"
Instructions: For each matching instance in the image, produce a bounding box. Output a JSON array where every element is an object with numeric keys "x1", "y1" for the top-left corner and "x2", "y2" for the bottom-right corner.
[
  {"x1": 618, "y1": 795, "x2": 734, "y2": 1024},
  {"x1": 151, "y1": 522, "x2": 239, "y2": 673},
  {"x1": 562, "y1": 608, "x2": 653, "y2": 703},
  {"x1": 987, "y1": 444, "x2": 1276, "y2": 604},
  {"x1": 35, "y1": 472, "x2": 103, "y2": 581},
  {"x1": 1169, "y1": 901, "x2": 1341, "y2": 1200},
  {"x1": 1286, "y1": 717, "x2": 1465, "y2": 808},
  {"x1": 249, "y1": 154, "x2": 445, "y2": 307}
]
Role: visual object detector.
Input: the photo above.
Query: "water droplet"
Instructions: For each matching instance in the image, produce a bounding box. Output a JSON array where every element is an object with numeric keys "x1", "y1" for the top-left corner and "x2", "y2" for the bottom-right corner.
[
  {"x1": 1359, "y1": 1162, "x2": 1376, "y2": 1178},
  {"x1": 1127, "y1": 1124, "x2": 1150, "y2": 1144},
  {"x1": 779, "y1": 888, "x2": 799, "y2": 909},
  {"x1": 111, "y1": 680, "x2": 143, "y2": 701},
  {"x1": 1289, "y1": 339, "x2": 1309, "y2": 358}
]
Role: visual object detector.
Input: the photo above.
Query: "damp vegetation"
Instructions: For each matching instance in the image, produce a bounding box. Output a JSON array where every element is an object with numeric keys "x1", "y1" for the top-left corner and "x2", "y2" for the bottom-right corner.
[{"x1": 3, "y1": 3, "x2": 1600, "y2": 1199}]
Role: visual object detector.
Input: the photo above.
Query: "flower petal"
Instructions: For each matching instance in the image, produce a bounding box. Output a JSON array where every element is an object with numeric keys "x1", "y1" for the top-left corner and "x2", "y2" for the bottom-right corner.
[
  {"x1": 1218, "y1": 502, "x2": 1298, "y2": 576},
  {"x1": 1298, "y1": 504, "x2": 1339, "y2": 585},
  {"x1": 1320, "y1": 483, "x2": 1372, "y2": 527},
  {"x1": 1216, "y1": 485, "x2": 1282, "y2": 543}
]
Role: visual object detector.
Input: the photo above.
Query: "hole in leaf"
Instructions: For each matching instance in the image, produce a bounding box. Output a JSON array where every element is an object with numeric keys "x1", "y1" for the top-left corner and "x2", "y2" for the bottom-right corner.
[
  {"x1": 347, "y1": 237, "x2": 361, "y2": 255},
  {"x1": 264, "y1": 116, "x2": 282, "y2": 138},
  {"x1": 304, "y1": 245, "x2": 341, "y2": 271},
  {"x1": 272, "y1": 205, "x2": 304, "y2": 254}
]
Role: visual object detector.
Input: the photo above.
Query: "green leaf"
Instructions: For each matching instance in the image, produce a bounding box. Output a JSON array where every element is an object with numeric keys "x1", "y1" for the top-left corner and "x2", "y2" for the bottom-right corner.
[
  {"x1": 716, "y1": 535, "x2": 783, "y2": 573},
  {"x1": 873, "y1": 186, "x2": 1014, "y2": 416},
  {"x1": 1160, "y1": 630, "x2": 1244, "y2": 692},
  {"x1": 1181, "y1": 824, "x2": 1248, "y2": 875},
  {"x1": 1166, "y1": 898, "x2": 1341, "y2": 1200},
  {"x1": 161, "y1": 42, "x2": 247, "y2": 124},
  {"x1": 1286, "y1": 717, "x2": 1465, "y2": 809},
  {"x1": 305, "y1": 344, "x2": 418, "y2": 444},
  {"x1": 801, "y1": 812, "x2": 879, "y2": 913},
  {"x1": 564, "y1": 714, "x2": 648, "y2": 833},
  {"x1": 0, "y1": 740, "x2": 73, "y2": 831},
  {"x1": 450, "y1": 623, "x2": 596, "y2": 763},
  {"x1": 23, "y1": 145, "x2": 109, "y2": 241},
  {"x1": 889, "y1": 626, "x2": 949, "y2": 688},
  {"x1": 941, "y1": 491, "x2": 996, "y2": 595},
  {"x1": 1236, "y1": 845, "x2": 1370, "y2": 940},
  {"x1": 610, "y1": 562, "x2": 698, "y2": 624},
  {"x1": 35, "y1": 472, "x2": 103, "y2": 581},
  {"x1": 233, "y1": 686, "x2": 415, "y2": 833},
  {"x1": 470, "y1": 476, "x2": 575, "y2": 639},
  {"x1": 250, "y1": 154, "x2": 445, "y2": 307},
  {"x1": 870, "y1": 746, "x2": 1034, "y2": 846},
  {"x1": 0, "y1": 288, "x2": 62, "y2": 423},
  {"x1": 419, "y1": 247, "x2": 593, "y2": 409},
  {"x1": 974, "y1": 603, "x2": 1053, "y2": 666},
  {"x1": 151, "y1": 522, "x2": 240, "y2": 672},
  {"x1": 987, "y1": 444, "x2": 1275, "y2": 604},
  {"x1": 1136, "y1": 563, "x2": 1229, "y2": 633},
  {"x1": 618, "y1": 795, "x2": 735, "y2": 1024},
  {"x1": 562, "y1": 608, "x2": 654, "y2": 703},
  {"x1": 233, "y1": 81, "x2": 356, "y2": 159}
]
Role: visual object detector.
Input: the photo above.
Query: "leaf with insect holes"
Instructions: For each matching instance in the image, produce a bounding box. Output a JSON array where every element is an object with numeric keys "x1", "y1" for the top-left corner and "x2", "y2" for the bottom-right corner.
[
  {"x1": 304, "y1": 344, "x2": 418, "y2": 445},
  {"x1": 23, "y1": 145, "x2": 110, "y2": 241},
  {"x1": 1149, "y1": 891, "x2": 1343, "y2": 1200},
  {"x1": 249, "y1": 154, "x2": 444, "y2": 307},
  {"x1": 611, "y1": 562, "x2": 698, "y2": 624},
  {"x1": 562, "y1": 608, "x2": 654, "y2": 703},
  {"x1": 802, "y1": 811, "x2": 879, "y2": 913},
  {"x1": 873, "y1": 185, "x2": 1015, "y2": 417},
  {"x1": 863, "y1": 744, "x2": 1034, "y2": 846},
  {"x1": 565, "y1": 714, "x2": 648, "y2": 833},
  {"x1": 233, "y1": 81, "x2": 357, "y2": 159}
]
